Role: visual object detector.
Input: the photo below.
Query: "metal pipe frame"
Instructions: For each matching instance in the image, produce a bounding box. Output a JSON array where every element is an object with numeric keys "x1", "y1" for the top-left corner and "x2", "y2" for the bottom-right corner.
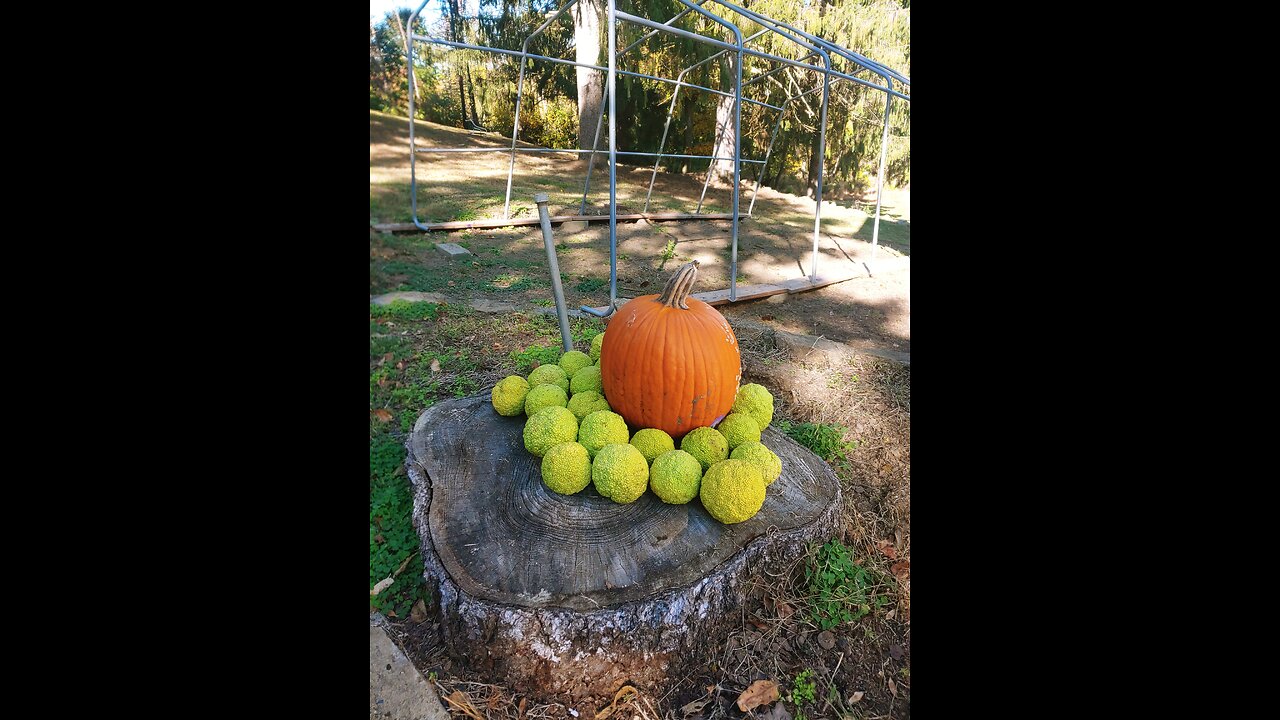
[
  {"x1": 415, "y1": 147, "x2": 763, "y2": 162},
  {"x1": 404, "y1": 0, "x2": 909, "y2": 297}
]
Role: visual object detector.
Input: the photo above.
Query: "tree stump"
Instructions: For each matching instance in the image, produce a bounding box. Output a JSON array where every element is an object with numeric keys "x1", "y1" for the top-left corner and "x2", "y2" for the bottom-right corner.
[{"x1": 406, "y1": 393, "x2": 840, "y2": 701}]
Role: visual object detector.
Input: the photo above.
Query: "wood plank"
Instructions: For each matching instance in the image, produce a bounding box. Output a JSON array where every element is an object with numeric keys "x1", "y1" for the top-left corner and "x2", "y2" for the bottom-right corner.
[
  {"x1": 584, "y1": 271, "x2": 865, "y2": 314},
  {"x1": 691, "y1": 283, "x2": 789, "y2": 306},
  {"x1": 371, "y1": 212, "x2": 734, "y2": 233},
  {"x1": 776, "y1": 270, "x2": 863, "y2": 292}
]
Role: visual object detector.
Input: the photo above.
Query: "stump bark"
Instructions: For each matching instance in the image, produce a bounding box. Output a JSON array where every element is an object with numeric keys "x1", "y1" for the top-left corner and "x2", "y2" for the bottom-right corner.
[{"x1": 406, "y1": 393, "x2": 840, "y2": 700}]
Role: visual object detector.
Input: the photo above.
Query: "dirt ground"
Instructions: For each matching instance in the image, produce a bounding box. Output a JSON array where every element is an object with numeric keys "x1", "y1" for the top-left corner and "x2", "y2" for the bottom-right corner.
[{"x1": 370, "y1": 112, "x2": 909, "y2": 357}]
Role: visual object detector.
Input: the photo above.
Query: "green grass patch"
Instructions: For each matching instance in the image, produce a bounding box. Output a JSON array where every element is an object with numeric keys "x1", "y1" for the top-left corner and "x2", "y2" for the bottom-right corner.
[
  {"x1": 369, "y1": 432, "x2": 429, "y2": 618},
  {"x1": 804, "y1": 539, "x2": 892, "y2": 630},
  {"x1": 575, "y1": 276, "x2": 606, "y2": 293},
  {"x1": 369, "y1": 300, "x2": 442, "y2": 321},
  {"x1": 775, "y1": 419, "x2": 856, "y2": 462}
]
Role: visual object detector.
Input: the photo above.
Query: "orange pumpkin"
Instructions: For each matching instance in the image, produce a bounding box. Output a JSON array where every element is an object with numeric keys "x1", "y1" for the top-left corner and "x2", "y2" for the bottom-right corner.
[{"x1": 600, "y1": 261, "x2": 741, "y2": 439}]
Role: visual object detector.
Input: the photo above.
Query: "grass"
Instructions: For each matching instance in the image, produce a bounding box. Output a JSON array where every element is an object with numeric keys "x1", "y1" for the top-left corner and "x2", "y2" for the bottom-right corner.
[
  {"x1": 775, "y1": 419, "x2": 857, "y2": 462},
  {"x1": 370, "y1": 300, "x2": 442, "y2": 321},
  {"x1": 804, "y1": 539, "x2": 893, "y2": 630},
  {"x1": 369, "y1": 433, "x2": 428, "y2": 618}
]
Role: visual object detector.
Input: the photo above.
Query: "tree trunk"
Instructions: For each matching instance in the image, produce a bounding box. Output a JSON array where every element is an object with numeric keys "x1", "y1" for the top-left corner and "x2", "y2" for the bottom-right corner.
[
  {"x1": 710, "y1": 92, "x2": 738, "y2": 183},
  {"x1": 456, "y1": 73, "x2": 469, "y2": 128},
  {"x1": 465, "y1": 65, "x2": 481, "y2": 129},
  {"x1": 707, "y1": 54, "x2": 740, "y2": 184},
  {"x1": 573, "y1": 0, "x2": 603, "y2": 161},
  {"x1": 407, "y1": 394, "x2": 841, "y2": 703},
  {"x1": 806, "y1": 129, "x2": 823, "y2": 199}
]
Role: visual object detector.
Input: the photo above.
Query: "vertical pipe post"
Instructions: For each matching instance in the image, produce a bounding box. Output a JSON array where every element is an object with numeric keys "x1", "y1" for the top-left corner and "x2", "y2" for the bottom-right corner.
[
  {"x1": 729, "y1": 38, "x2": 742, "y2": 301},
  {"x1": 870, "y1": 79, "x2": 893, "y2": 274},
  {"x1": 809, "y1": 71, "x2": 830, "y2": 280},
  {"x1": 504, "y1": 56, "x2": 529, "y2": 219},
  {"x1": 607, "y1": 0, "x2": 618, "y2": 307},
  {"x1": 535, "y1": 193, "x2": 574, "y2": 352},
  {"x1": 408, "y1": 12, "x2": 418, "y2": 226}
]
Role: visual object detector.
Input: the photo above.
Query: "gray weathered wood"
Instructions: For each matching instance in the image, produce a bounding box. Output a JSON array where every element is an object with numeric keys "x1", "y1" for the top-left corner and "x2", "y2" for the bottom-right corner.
[
  {"x1": 583, "y1": 271, "x2": 864, "y2": 314},
  {"x1": 372, "y1": 212, "x2": 733, "y2": 233},
  {"x1": 406, "y1": 393, "x2": 840, "y2": 700}
]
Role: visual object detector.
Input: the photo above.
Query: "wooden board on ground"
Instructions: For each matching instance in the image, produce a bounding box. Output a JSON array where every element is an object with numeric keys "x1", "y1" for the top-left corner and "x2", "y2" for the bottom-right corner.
[
  {"x1": 406, "y1": 393, "x2": 840, "y2": 701},
  {"x1": 373, "y1": 212, "x2": 734, "y2": 233},
  {"x1": 584, "y1": 270, "x2": 863, "y2": 314}
]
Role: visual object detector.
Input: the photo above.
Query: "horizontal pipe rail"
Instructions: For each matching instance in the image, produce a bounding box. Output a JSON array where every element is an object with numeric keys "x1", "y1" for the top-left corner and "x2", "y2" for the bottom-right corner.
[
  {"x1": 409, "y1": 34, "x2": 786, "y2": 110},
  {"x1": 413, "y1": 146, "x2": 765, "y2": 163}
]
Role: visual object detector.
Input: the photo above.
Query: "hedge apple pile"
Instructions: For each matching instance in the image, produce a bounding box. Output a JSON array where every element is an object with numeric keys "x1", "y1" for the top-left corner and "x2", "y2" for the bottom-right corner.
[{"x1": 488, "y1": 261, "x2": 782, "y2": 524}]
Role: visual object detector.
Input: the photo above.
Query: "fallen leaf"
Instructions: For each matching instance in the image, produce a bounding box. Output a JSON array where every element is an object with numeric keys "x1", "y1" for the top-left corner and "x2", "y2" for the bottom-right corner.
[
  {"x1": 518, "y1": 698, "x2": 527, "y2": 719},
  {"x1": 370, "y1": 577, "x2": 394, "y2": 596},
  {"x1": 890, "y1": 560, "x2": 910, "y2": 579},
  {"x1": 888, "y1": 678, "x2": 898, "y2": 697},
  {"x1": 895, "y1": 527, "x2": 904, "y2": 548},
  {"x1": 877, "y1": 539, "x2": 897, "y2": 559},
  {"x1": 776, "y1": 602, "x2": 795, "y2": 619},
  {"x1": 749, "y1": 616, "x2": 769, "y2": 631},
  {"x1": 817, "y1": 630, "x2": 836, "y2": 650},
  {"x1": 889, "y1": 644, "x2": 904, "y2": 661},
  {"x1": 848, "y1": 691, "x2": 865, "y2": 704},
  {"x1": 736, "y1": 680, "x2": 780, "y2": 712},
  {"x1": 760, "y1": 315, "x2": 775, "y2": 321},
  {"x1": 885, "y1": 609, "x2": 897, "y2": 621},
  {"x1": 386, "y1": 609, "x2": 397, "y2": 618},
  {"x1": 410, "y1": 599, "x2": 428, "y2": 623},
  {"x1": 372, "y1": 409, "x2": 394, "y2": 422},
  {"x1": 430, "y1": 358, "x2": 441, "y2": 373}
]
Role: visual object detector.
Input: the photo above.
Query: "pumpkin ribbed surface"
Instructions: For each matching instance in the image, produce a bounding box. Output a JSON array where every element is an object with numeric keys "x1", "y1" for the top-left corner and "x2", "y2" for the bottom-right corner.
[{"x1": 600, "y1": 262, "x2": 741, "y2": 440}]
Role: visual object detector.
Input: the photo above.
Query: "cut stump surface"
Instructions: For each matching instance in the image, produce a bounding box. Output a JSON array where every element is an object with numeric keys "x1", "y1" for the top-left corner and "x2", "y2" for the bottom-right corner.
[{"x1": 407, "y1": 393, "x2": 840, "y2": 700}]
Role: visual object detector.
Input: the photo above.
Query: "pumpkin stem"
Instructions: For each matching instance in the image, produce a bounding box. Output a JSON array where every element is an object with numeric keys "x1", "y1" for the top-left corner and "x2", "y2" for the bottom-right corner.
[{"x1": 657, "y1": 260, "x2": 699, "y2": 309}]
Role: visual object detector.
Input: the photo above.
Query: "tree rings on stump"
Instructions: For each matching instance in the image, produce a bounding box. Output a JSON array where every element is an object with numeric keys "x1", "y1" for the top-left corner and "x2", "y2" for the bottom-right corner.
[{"x1": 407, "y1": 393, "x2": 839, "y2": 701}]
